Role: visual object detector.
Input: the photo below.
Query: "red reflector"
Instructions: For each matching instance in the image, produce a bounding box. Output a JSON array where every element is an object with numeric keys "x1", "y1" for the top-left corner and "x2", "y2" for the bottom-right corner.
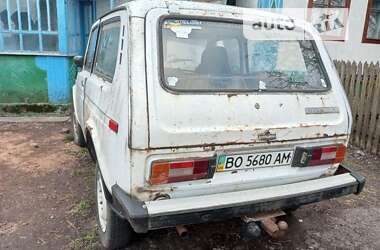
[{"x1": 108, "y1": 119, "x2": 119, "y2": 133}]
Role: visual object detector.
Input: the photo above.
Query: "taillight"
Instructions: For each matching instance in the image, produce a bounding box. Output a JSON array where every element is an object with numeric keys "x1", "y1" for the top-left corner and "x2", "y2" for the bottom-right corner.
[
  {"x1": 292, "y1": 144, "x2": 347, "y2": 168},
  {"x1": 149, "y1": 159, "x2": 215, "y2": 185}
]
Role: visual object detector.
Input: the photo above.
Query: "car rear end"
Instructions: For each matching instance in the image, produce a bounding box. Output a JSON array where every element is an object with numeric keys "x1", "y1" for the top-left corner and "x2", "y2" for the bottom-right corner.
[{"x1": 115, "y1": 2, "x2": 365, "y2": 233}]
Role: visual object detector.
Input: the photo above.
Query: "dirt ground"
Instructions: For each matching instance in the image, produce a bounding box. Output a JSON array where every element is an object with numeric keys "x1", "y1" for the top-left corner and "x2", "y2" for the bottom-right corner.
[{"x1": 0, "y1": 121, "x2": 379, "y2": 250}]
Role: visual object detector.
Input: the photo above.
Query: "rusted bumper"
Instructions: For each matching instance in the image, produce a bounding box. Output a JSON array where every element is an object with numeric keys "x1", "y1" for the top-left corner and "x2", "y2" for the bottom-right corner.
[{"x1": 111, "y1": 165, "x2": 365, "y2": 233}]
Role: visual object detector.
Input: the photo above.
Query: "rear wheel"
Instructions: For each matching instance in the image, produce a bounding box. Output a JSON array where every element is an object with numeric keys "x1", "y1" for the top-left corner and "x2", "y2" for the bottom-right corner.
[
  {"x1": 71, "y1": 109, "x2": 86, "y2": 147},
  {"x1": 96, "y1": 166, "x2": 133, "y2": 249}
]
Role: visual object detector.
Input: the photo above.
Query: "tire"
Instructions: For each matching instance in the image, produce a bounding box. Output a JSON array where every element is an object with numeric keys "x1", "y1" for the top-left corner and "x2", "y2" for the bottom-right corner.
[
  {"x1": 71, "y1": 108, "x2": 86, "y2": 147},
  {"x1": 96, "y1": 165, "x2": 133, "y2": 249}
]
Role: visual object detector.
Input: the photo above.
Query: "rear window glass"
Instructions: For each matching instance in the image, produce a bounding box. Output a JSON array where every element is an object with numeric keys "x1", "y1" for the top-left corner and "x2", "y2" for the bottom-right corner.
[{"x1": 161, "y1": 19, "x2": 329, "y2": 92}]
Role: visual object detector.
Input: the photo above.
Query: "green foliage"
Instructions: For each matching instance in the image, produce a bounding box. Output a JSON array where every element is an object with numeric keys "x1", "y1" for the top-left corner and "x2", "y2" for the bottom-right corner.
[
  {"x1": 71, "y1": 229, "x2": 99, "y2": 250},
  {"x1": 71, "y1": 200, "x2": 93, "y2": 216}
]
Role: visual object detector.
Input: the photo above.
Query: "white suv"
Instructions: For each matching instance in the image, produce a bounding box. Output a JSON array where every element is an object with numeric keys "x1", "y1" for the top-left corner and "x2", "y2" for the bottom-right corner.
[{"x1": 72, "y1": 1, "x2": 365, "y2": 249}]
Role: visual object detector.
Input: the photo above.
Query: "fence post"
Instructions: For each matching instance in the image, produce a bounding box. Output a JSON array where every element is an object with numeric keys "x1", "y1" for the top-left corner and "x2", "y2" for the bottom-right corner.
[
  {"x1": 367, "y1": 66, "x2": 380, "y2": 153},
  {"x1": 355, "y1": 62, "x2": 369, "y2": 146}
]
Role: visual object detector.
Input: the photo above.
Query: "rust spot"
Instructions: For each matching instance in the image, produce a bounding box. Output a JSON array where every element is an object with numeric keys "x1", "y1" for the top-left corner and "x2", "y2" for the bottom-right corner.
[
  {"x1": 147, "y1": 133, "x2": 348, "y2": 150},
  {"x1": 135, "y1": 186, "x2": 174, "y2": 194},
  {"x1": 255, "y1": 103, "x2": 260, "y2": 110},
  {"x1": 320, "y1": 96, "x2": 326, "y2": 106},
  {"x1": 299, "y1": 123, "x2": 323, "y2": 128},
  {"x1": 227, "y1": 93, "x2": 237, "y2": 98}
]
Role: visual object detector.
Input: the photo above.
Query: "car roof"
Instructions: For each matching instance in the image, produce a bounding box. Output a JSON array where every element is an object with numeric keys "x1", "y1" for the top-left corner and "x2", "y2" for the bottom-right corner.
[
  {"x1": 120, "y1": 0, "x2": 254, "y2": 18},
  {"x1": 100, "y1": 0, "x2": 317, "y2": 38}
]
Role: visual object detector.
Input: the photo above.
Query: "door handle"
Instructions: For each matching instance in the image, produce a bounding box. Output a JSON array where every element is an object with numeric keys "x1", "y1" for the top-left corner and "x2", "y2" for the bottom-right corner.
[{"x1": 81, "y1": 78, "x2": 87, "y2": 87}]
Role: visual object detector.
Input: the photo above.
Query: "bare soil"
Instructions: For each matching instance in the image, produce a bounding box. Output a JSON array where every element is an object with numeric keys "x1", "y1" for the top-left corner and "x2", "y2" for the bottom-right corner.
[{"x1": 0, "y1": 121, "x2": 379, "y2": 250}]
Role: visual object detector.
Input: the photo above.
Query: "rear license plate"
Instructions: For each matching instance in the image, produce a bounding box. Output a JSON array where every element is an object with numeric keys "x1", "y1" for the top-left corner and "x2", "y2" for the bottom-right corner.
[{"x1": 216, "y1": 150, "x2": 294, "y2": 172}]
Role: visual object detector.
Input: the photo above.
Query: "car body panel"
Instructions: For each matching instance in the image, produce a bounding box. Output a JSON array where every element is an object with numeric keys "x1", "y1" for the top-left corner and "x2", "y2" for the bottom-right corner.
[{"x1": 71, "y1": 1, "x2": 355, "y2": 222}]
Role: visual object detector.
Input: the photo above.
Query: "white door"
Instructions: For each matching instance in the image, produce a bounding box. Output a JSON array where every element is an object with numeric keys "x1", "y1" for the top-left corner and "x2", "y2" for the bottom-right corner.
[
  {"x1": 85, "y1": 13, "x2": 130, "y2": 191},
  {"x1": 75, "y1": 24, "x2": 100, "y2": 128}
]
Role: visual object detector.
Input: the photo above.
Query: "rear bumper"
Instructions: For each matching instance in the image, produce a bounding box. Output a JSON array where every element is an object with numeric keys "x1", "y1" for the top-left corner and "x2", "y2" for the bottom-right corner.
[{"x1": 112, "y1": 165, "x2": 365, "y2": 233}]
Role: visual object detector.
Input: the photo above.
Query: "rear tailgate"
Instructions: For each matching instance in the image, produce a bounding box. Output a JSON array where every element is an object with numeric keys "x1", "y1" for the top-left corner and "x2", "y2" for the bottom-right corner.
[
  {"x1": 145, "y1": 9, "x2": 350, "y2": 149},
  {"x1": 146, "y1": 91, "x2": 349, "y2": 148}
]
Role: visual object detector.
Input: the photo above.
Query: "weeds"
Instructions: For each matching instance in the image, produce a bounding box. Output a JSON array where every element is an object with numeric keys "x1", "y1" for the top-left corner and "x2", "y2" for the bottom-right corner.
[
  {"x1": 64, "y1": 134, "x2": 74, "y2": 143},
  {"x1": 70, "y1": 229, "x2": 99, "y2": 250},
  {"x1": 78, "y1": 148, "x2": 88, "y2": 157},
  {"x1": 72, "y1": 169, "x2": 85, "y2": 177},
  {"x1": 70, "y1": 200, "x2": 93, "y2": 216}
]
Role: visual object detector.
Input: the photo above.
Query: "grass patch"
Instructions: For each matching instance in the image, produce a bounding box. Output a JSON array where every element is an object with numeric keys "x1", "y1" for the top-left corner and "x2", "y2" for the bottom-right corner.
[
  {"x1": 83, "y1": 170, "x2": 95, "y2": 192},
  {"x1": 71, "y1": 229, "x2": 99, "y2": 250},
  {"x1": 77, "y1": 148, "x2": 89, "y2": 157},
  {"x1": 71, "y1": 200, "x2": 93, "y2": 216},
  {"x1": 65, "y1": 147, "x2": 89, "y2": 159},
  {"x1": 0, "y1": 103, "x2": 70, "y2": 114},
  {"x1": 72, "y1": 169, "x2": 85, "y2": 177},
  {"x1": 64, "y1": 134, "x2": 75, "y2": 143},
  {"x1": 71, "y1": 163, "x2": 94, "y2": 179}
]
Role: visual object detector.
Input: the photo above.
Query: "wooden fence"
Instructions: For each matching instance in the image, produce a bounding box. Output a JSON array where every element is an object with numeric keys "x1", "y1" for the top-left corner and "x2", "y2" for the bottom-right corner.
[{"x1": 334, "y1": 61, "x2": 380, "y2": 155}]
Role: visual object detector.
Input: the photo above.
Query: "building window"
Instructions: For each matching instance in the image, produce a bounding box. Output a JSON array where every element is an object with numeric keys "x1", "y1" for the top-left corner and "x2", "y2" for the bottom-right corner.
[
  {"x1": 363, "y1": 0, "x2": 380, "y2": 43},
  {"x1": 258, "y1": 0, "x2": 283, "y2": 8},
  {"x1": 0, "y1": 0, "x2": 58, "y2": 53},
  {"x1": 308, "y1": 0, "x2": 350, "y2": 8},
  {"x1": 308, "y1": 0, "x2": 351, "y2": 41},
  {"x1": 96, "y1": 0, "x2": 127, "y2": 19}
]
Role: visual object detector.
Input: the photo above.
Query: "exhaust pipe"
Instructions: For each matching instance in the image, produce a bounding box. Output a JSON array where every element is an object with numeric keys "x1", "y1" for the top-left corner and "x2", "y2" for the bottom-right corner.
[
  {"x1": 240, "y1": 221, "x2": 262, "y2": 240},
  {"x1": 176, "y1": 225, "x2": 189, "y2": 238},
  {"x1": 240, "y1": 215, "x2": 262, "y2": 240},
  {"x1": 260, "y1": 218, "x2": 288, "y2": 238},
  {"x1": 241, "y1": 211, "x2": 288, "y2": 240}
]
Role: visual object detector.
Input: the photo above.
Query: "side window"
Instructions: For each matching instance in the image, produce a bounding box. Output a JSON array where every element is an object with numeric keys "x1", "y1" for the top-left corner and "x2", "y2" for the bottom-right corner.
[
  {"x1": 94, "y1": 19, "x2": 121, "y2": 82},
  {"x1": 363, "y1": 0, "x2": 380, "y2": 43},
  {"x1": 0, "y1": 0, "x2": 59, "y2": 52},
  {"x1": 84, "y1": 26, "x2": 100, "y2": 72}
]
